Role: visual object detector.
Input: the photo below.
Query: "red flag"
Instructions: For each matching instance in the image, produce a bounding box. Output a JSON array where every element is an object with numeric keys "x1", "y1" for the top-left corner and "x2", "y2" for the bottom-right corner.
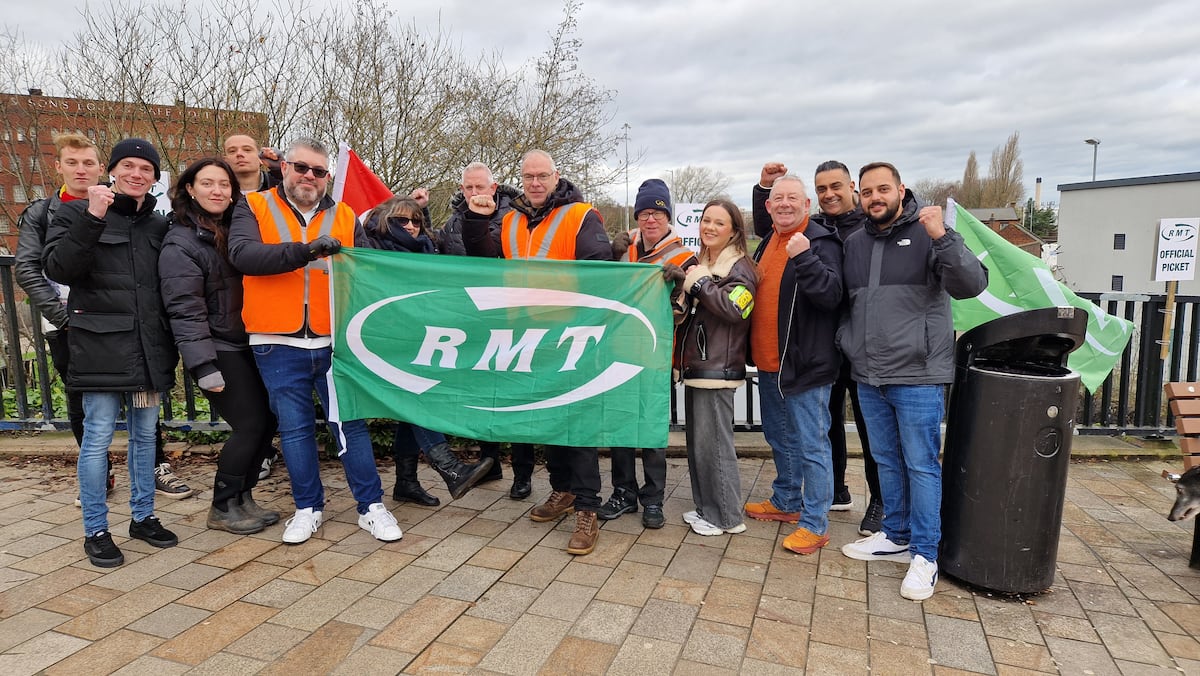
[{"x1": 332, "y1": 143, "x2": 393, "y2": 215}]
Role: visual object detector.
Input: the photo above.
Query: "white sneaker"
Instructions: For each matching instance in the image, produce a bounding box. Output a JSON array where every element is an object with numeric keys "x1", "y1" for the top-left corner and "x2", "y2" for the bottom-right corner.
[
  {"x1": 841, "y1": 531, "x2": 911, "y2": 562},
  {"x1": 258, "y1": 453, "x2": 277, "y2": 481},
  {"x1": 723, "y1": 522, "x2": 747, "y2": 534},
  {"x1": 282, "y1": 507, "x2": 322, "y2": 544},
  {"x1": 683, "y1": 510, "x2": 702, "y2": 525},
  {"x1": 900, "y1": 555, "x2": 938, "y2": 600},
  {"x1": 690, "y1": 517, "x2": 723, "y2": 536},
  {"x1": 358, "y1": 503, "x2": 403, "y2": 541}
]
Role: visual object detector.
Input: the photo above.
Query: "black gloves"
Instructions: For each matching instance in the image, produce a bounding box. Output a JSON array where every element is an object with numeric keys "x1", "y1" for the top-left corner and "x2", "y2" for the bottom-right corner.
[
  {"x1": 611, "y1": 231, "x2": 632, "y2": 260},
  {"x1": 307, "y1": 235, "x2": 342, "y2": 260}
]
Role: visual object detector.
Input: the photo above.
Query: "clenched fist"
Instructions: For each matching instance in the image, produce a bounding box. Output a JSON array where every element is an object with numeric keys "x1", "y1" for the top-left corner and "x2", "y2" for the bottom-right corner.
[
  {"x1": 87, "y1": 184, "x2": 115, "y2": 219},
  {"x1": 468, "y1": 194, "x2": 497, "y2": 216},
  {"x1": 786, "y1": 231, "x2": 810, "y2": 257},
  {"x1": 760, "y1": 162, "x2": 788, "y2": 189},
  {"x1": 918, "y1": 206, "x2": 946, "y2": 240}
]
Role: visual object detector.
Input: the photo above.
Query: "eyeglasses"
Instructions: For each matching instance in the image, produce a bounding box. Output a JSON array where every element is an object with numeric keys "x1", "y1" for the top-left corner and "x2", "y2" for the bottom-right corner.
[
  {"x1": 637, "y1": 211, "x2": 668, "y2": 223},
  {"x1": 387, "y1": 216, "x2": 422, "y2": 227},
  {"x1": 287, "y1": 161, "x2": 329, "y2": 179},
  {"x1": 520, "y1": 172, "x2": 555, "y2": 184}
]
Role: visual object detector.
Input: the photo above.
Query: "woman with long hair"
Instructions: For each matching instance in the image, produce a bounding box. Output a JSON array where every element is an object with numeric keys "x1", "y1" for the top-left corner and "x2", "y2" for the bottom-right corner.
[
  {"x1": 674, "y1": 198, "x2": 758, "y2": 536},
  {"x1": 160, "y1": 158, "x2": 278, "y2": 534},
  {"x1": 361, "y1": 195, "x2": 493, "y2": 505}
]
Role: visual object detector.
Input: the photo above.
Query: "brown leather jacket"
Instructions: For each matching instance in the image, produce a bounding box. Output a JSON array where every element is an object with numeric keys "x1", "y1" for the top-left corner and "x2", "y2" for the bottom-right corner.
[{"x1": 674, "y1": 251, "x2": 757, "y2": 388}]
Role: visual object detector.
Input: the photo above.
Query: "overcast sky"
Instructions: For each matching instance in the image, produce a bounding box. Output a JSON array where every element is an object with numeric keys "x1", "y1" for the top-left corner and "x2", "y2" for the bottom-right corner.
[{"x1": 21, "y1": 0, "x2": 1200, "y2": 207}]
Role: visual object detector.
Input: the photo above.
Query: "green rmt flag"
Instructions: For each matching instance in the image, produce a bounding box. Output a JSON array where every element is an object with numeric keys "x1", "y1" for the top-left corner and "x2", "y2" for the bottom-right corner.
[
  {"x1": 329, "y1": 248, "x2": 674, "y2": 448},
  {"x1": 948, "y1": 200, "x2": 1134, "y2": 392}
]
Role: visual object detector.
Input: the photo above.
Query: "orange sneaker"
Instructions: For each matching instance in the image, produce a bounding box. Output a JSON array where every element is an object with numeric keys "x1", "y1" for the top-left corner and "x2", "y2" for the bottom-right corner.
[
  {"x1": 782, "y1": 527, "x2": 830, "y2": 555},
  {"x1": 744, "y1": 499, "x2": 800, "y2": 523}
]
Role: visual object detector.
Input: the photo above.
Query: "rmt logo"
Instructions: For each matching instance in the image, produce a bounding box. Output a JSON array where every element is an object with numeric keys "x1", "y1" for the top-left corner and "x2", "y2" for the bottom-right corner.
[{"x1": 344, "y1": 286, "x2": 660, "y2": 412}]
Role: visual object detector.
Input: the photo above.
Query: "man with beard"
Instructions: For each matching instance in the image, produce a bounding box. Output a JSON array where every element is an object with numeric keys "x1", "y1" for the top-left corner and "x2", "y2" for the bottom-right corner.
[
  {"x1": 462, "y1": 149, "x2": 612, "y2": 556},
  {"x1": 229, "y1": 138, "x2": 404, "y2": 545},
  {"x1": 838, "y1": 162, "x2": 986, "y2": 601}
]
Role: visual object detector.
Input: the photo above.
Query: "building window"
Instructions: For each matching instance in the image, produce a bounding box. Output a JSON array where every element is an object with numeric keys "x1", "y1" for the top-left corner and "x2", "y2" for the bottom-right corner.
[
  {"x1": 32, "y1": 185, "x2": 45, "y2": 199},
  {"x1": 1114, "y1": 233, "x2": 1126, "y2": 250},
  {"x1": 1111, "y1": 275, "x2": 1124, "y2": 292},
  {"x1": 13, "y1": 186, "x2": 26, "y2": 203},
  {"x1": 30, "y1": 156, "x2": 40, "y2": 171},
  {"x1": 0, "y1": 214, "x2": 9, "y2": 234},
  {"x1": 16, "y1": 128, "x2": 25, "y2": 142},
  {"x1": 0, "y1": 185, "x2": 5, "y2": 200}
]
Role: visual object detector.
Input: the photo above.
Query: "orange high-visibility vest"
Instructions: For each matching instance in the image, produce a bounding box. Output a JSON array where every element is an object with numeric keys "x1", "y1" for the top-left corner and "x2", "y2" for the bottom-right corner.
[
  {"x1": 624, "y1": 231, "x2": 695, "y2": 268},
  {"x1": 241, "y1": 188, "x2": 357, "y2": 335},
  {"x1": 501, "y1": 203, "x2": 593, "y2": 260}
]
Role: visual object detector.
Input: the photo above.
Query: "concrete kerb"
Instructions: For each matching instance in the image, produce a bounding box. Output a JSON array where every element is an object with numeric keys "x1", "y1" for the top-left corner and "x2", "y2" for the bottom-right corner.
[{"x1": 0, "y1": 428, "x2": 1179, "y2": 460}]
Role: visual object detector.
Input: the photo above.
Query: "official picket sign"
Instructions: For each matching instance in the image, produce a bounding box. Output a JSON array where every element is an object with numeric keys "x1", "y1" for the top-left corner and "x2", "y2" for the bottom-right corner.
[
  {"x1": 1153, "y1": 218, "x2": 1199, "y2": 282},
  {"x1": 673, "y1": 202, "x2": 705, "y2": 252},
  {"x1": 329, "y1": 248, "x2": 675, "y2": 448}
]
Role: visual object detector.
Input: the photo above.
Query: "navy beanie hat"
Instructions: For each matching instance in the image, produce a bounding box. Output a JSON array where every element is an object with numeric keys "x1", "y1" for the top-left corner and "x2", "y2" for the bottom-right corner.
[
  {"x1": 634, "y1": 178, "x2": 671, "y2": 219},
  {"x1": 107, "y1": 138, "x2": 161, "y2": 180}
]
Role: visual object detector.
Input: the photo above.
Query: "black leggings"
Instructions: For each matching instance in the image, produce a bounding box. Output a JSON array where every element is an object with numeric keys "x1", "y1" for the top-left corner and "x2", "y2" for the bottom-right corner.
[{"x1": 203, "y1": 350, "x2": 276, "y2": 491}]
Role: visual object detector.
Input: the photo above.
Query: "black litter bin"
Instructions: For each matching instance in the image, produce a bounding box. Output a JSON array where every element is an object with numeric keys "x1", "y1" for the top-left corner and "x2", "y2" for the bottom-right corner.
[{"x1": 941, "y1": 306, "x2": 1088, "y2": 594}]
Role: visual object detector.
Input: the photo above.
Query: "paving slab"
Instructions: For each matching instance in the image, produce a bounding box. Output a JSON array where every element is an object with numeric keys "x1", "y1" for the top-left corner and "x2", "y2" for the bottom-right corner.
[{"x1": 1, "y1": 452, "x2": 1198, "y2": 673}]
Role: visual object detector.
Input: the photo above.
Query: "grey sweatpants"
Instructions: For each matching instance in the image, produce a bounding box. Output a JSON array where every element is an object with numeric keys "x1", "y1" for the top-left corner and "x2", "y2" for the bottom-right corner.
[{"x1": 684, "y1": 386, "x2": 743, "y2": 529}]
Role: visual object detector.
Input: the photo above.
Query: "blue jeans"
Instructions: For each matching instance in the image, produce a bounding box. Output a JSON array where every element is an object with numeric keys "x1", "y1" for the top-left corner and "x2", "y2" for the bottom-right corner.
[
  {"x1": 79, "y1": 392, "x2": 158, "y2": 535},
  {"x1": 758, "y1": 372, "x2": 834, "y2": 534},
  {"x1": 857, "y1": 383, "x2": 945, "y2": 560},
  {"x1": 252, "y1": 344, "x2": 382, "y2": 514}
]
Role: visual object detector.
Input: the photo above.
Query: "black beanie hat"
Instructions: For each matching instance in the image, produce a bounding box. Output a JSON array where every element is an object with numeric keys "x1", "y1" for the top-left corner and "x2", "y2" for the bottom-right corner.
[
  {"x1": 634, "y1": 178, "x2": 671, "y2": 219},
  {"x1": 107, "y1": 138, "x2": 161, "y2": 180}
]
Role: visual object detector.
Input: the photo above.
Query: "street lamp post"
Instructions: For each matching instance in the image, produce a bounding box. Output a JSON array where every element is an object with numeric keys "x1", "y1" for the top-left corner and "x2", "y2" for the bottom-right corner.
[
  {"x1": 1084, "y1": 138, "x2": 1100, "y2": 181},
  {"x1": 622, "y1": 122, "x2": 631, "y2": 230}
]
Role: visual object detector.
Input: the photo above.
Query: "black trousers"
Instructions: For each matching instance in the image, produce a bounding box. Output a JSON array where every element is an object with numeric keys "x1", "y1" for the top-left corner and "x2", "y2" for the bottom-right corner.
[
  {"x1": 480, "y1": 442, "x2": 535, "y2": 480},
  {"x1": 202, "y1": 350, "x2": 276, "y2": 497},
  {"x1": 609, "y1": 447, "x2": 666, "y2": 507},
  {"x1": 45, "y1": 330, "x2": 84, "y2": 445},
  {"x1": 829, "y1": 361, "x2": 880, "y2": 503},
  {"x1": 546, "y1": 445, "x2": 601, "y2": 511}
]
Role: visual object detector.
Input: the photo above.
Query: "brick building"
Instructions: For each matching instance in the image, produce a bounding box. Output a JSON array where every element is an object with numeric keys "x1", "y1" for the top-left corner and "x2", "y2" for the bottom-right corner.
[{"x1": 0, "y1": 90, "x2": 268, "y2": 252}]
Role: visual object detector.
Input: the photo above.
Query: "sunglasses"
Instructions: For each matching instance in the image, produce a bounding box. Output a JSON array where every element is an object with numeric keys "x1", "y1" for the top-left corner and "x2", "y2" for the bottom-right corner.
[
  {"x1": 387, "y1": 216, "x2": 422, "y2": 227},
  {"x1": 287, "y1": 161, "x2": 330, "y2": 179}
]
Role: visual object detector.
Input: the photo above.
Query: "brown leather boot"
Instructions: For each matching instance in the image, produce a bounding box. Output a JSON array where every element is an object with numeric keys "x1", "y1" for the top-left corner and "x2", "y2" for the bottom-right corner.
[
  {"x1": 529, "y1": 490, "x2": 575, "y2": 522},
  {"x1": 567, "y1": 510, "x2": 599, "y2": 555}
]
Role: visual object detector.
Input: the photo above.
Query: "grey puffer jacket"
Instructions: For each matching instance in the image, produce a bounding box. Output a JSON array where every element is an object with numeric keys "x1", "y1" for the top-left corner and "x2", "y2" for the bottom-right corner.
[{"x1": 837, "y1": 190, "x2": 987, "y2": 386}]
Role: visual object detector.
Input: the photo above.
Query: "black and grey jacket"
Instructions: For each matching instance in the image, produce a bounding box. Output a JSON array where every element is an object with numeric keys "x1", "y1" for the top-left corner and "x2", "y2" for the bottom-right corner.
[
  {"x1": 439, "y1": 184, "x2": 520, "y2": 256},
  {"x1": 837, "y1": 190, "x2": 987, "y2": 386},
  {"x1": 15, "y1": 193, "x2": 70, "y2": 331}
]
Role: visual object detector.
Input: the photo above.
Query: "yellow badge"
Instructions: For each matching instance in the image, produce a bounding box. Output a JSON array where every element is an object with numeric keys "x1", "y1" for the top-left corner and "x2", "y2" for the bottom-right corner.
[{"x1": 728, "y1": 285, "x2": 754, "y2": 319}]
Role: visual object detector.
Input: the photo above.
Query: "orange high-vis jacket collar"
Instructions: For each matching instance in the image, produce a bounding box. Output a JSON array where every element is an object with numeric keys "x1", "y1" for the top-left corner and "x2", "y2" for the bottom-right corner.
[
  {"x1": 501, "y1": 203, "x2": 592, "y2": 260},
  {"x1": 240, "y1": 189, "x2": 356, "y2": 336}
]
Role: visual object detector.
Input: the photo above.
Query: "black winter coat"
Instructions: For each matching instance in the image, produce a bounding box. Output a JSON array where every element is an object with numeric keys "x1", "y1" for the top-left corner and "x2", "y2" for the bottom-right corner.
[
  {"x1": 751, "y1": 220, "x2": 844, "y2": 395},
  {"x1": 461, "y1": 178, "x2": 612, "y2": 261},
  {"x1": 43, "y1": 196, "x2": 178, "y2": 392},
  {"x1": 439, "y1": 184, "x2": 521, "y2": 256},
  {"x1": 158, "y1": 216, "x2": 249, "y2": 380},
  {"x1": 15, "y1": 193, "x2": 70, "y2": 330}
]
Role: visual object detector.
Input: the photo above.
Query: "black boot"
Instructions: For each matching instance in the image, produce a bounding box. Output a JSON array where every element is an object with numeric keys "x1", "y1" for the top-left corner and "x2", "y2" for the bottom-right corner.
[
  {"x1": 393, "y1": 454, "x2": 440, "y2": 506},
  {"x1": 479, "y1": 442, "x2": 504, "y2": 483},
  {"x1": 425, "y1": 443, "x2": 495, "y2": 500},
  {"x1": 239, "y1": 489, "x2": 280, "y2": 526},
  {"x1": 208, "y1": 472, "x2": 265, "y2": 534}
]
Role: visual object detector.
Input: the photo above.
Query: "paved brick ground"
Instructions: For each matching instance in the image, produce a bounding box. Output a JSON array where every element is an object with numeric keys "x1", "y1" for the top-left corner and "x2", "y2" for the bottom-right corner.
[{"x1": 1, "y1": 451, "x2": 1198, "y2": 674}]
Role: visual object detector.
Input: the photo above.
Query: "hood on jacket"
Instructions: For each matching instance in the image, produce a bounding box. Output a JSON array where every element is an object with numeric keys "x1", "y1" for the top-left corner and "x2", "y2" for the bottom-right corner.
[{"x1": 864, "y1": 189, "x2": 922, "y2": 238}]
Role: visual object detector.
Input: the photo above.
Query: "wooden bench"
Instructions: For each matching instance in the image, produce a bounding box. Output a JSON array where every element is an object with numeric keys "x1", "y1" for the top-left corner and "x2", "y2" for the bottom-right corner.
[{"x1": 1163, "y1": 382, "x2": 1200, "y2": 568}]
